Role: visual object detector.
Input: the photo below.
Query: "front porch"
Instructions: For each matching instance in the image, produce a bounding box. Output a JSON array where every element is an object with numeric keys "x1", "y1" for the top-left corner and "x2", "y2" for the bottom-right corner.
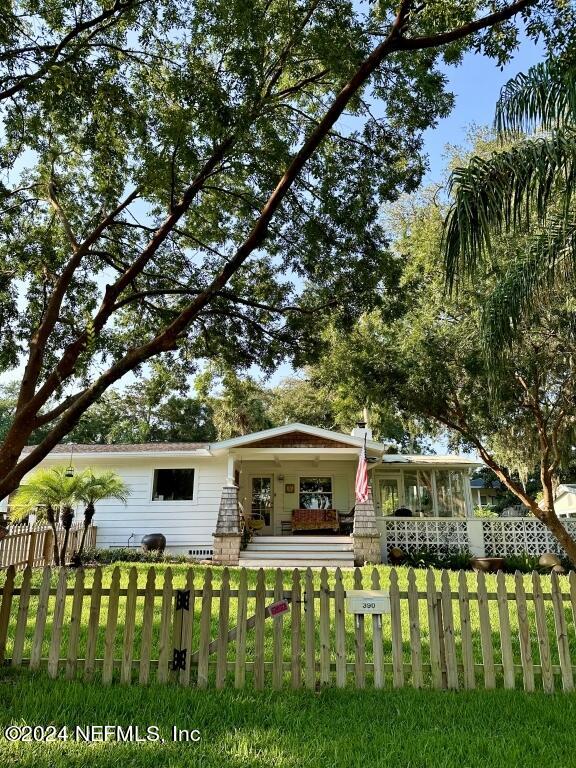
[
  {"x1": 231, "y1": 450, "x2": 478, "y2": 539},
  {"x1": 209, "y1": 423, "x2": 480, "y2": 566}
]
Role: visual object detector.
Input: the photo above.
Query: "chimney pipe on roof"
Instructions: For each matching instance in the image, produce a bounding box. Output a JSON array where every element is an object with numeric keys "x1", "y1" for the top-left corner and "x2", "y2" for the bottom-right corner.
[{"x1": 351, "y1": 420, "x2": 372, "y2": 440}]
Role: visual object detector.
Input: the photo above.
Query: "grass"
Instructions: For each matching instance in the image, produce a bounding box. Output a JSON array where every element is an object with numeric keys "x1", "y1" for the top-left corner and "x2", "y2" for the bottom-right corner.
[
  {"x1": 1, "y1": 562, "x2": 573, "y2": 689},
  {"x1": 2, "y1": 669, "x2": 576, "y2": 767}
]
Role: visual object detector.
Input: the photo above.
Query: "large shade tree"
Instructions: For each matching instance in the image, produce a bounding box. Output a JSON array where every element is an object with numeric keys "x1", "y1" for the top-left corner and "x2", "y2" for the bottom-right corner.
[
  {"x1": 0, "y1": 0, "x2": 569, "y2": 504},
  {"x1": 312, "y1": 173, "x2": 576, "y2": 563}
]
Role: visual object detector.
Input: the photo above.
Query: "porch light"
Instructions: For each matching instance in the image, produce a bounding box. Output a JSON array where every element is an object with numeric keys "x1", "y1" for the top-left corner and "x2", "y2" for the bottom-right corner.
[{"x1": 65, "y1": 443, "x2": 75, "y2": 477}]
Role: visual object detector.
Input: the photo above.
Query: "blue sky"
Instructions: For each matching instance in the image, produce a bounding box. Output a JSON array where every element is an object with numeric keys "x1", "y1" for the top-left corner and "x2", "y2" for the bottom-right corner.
[{"x1": 422, "y1": 33, "x2": 544, "y2": 184}]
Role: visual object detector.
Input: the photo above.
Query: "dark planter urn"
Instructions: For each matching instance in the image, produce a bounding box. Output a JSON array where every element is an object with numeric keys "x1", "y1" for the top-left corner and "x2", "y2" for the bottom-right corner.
[
  {"x1": 141, "y1": 533, "x2": 167, "y2": 553},
  {"x1": 471, "y1": 556, "x2": 505, "y2": 573}
]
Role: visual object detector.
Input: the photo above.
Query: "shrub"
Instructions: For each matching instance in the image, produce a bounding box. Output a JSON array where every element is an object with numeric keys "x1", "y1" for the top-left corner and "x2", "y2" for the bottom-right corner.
[
  {"x1": 501, "y1": 553, "x2": 541, "y2": 573},
  {"x1": 473, "y1": 505, "x2": 498, "y2": 518},
  {"x1": 78, "y1": 547, "x2": 201, "y2": 565},
  {"x1": 400, "y1": 546, "x2": 473, "y2": 571}
]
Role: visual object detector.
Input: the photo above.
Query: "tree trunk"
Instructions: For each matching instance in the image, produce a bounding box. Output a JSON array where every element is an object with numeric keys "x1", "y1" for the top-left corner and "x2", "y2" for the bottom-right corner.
[
  {"x1": 474, "y1": 442, "x2": 576, "y2": 565},
  {"x1": 46, "y1": 504, "x2": 60, "y2": 566},
  {"x1": 538, "y1": 508, "x2": 576, "y2": 565},
  {"x1": 59, "y1": 505, "x2": 74, "y2": 565},
  {"x1": 77, "y1": 502, "x2": 95, "y2": 556},
  {"x1": 536, "y1": 462, "x2": 576, "y2": 564}
]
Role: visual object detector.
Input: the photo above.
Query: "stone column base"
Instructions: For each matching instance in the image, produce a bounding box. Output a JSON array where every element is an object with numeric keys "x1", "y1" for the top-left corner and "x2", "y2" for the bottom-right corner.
[
  {"x1": 353, "y1": 533, "x2": 382, "y2": 566},
  {"x1": 212, "y1": 533, "x2": 241, "y2": 566}
]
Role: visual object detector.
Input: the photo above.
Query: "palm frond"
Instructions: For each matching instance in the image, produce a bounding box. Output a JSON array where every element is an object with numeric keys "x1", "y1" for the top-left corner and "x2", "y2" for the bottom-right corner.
[
  {"x1": 11, "y1": 467, "x2": 83, "y2": 521},
  {"x1": 496, "y1": 59, "x2": 576, "y2": 136},
  {"x1": 479, "y1": 217, "x2": 576, "y2": 354},
  {"x1": 76, "y1": 470, "x2": 129, "y2": 505},
  {"x1": 444, "y1": 130, "x2": 576, "y2": 287}
]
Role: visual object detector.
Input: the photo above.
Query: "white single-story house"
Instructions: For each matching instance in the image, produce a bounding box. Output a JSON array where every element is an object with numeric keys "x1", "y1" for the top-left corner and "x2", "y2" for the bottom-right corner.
[
  {"x1": 542, "y1": 484, "x2": 576, "y2": 520},
  {"x1": 7, "y1": 422, "x2": 482, "y2": 566}
]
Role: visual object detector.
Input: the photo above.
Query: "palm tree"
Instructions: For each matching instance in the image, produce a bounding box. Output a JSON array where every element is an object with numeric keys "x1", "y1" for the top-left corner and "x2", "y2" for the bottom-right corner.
[
  {"x1": 11, "y1": 467, "x2": 83, "y2": 565},
  {"x1": 443, "y1": 56, "x2": 576, "y2": 348},
  {"x1": 75, "y1": 471, "x2": 129, "y2": 557}
]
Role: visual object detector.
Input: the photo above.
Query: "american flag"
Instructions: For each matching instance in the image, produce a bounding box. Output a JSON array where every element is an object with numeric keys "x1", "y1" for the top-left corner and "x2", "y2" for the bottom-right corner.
[{"x1": 355, "y1": 437, "x2": 369, "y2": 504}]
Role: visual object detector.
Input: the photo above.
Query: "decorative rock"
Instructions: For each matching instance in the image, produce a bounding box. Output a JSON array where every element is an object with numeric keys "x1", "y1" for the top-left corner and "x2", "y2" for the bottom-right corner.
[
  {"x1": 539, "y1": 552, "x2": 562, "y2": 568},
  {"x1": 141, "y1": 533, "x2": 166, "y2": 552},
  {"x1": 552, "y1": 564, "x2": 566, "y2": 575}
]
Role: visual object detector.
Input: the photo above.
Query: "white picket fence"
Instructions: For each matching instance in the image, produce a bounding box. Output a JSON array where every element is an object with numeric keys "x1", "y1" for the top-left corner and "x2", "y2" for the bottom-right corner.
[{"x1": 0, "y1": 522, "x2": 97, "y2": 570}]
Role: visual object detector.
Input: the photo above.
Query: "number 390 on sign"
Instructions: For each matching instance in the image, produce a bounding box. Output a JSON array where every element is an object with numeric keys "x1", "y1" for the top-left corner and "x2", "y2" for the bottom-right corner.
[{"x1": 345, "y1": 590, "x2": 390, "y2": 615}]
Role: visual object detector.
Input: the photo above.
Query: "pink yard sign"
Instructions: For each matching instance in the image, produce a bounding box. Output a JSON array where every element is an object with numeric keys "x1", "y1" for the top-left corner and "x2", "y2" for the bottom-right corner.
[{"x1": 267, "y1": 599, "x2": 290, "y2": 617}]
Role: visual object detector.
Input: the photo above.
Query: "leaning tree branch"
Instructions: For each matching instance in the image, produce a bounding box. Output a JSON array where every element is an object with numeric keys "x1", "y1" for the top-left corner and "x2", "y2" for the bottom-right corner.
[
  {"x1": 14, "y1": 188, "x2": 140, "y2": 412},
  {"x1": 0, "y1": 0, "x2": 539, "y2": 496},
  {"x1": 0, "y1": 0, "x2": 141, "y2": 102},
  {"x1": 33, "y1": 392, "x2": 85, "y2": 428},
  {"x1": 396, "y1": 0, "x2": 535, "y2": 50}
]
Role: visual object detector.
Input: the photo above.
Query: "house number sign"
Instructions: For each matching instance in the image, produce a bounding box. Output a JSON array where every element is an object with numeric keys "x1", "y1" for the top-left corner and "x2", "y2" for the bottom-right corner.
[{"x1": 345, "y1": 590, "x2": 390, "y2": 615}]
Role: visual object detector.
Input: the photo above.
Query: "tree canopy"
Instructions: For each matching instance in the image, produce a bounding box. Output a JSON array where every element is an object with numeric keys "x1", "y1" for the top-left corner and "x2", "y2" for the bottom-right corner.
[
  {"x1": 310, "y1": 136, "x2": 576, "y2": 560},
  {"x1": 0, "y1": 0, "x2": 570, "y2": 501}
]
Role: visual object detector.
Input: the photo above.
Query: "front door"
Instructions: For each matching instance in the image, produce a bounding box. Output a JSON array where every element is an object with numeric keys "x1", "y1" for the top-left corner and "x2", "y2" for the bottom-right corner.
[{"x1": 250, "y1": 476, "x2": 274, "y2": 535}]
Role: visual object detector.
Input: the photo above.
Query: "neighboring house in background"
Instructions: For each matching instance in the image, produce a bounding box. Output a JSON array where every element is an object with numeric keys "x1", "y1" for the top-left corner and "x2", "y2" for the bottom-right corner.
[
  {"x1": 3, "y1": 422, "x2": 481, "y2": 566},
  {"x1": 470, "y1": 476, "x2": 505, "y2": 508},
  {"x1": 544, "y1": 484, "x2": 576, "y2": 520}
]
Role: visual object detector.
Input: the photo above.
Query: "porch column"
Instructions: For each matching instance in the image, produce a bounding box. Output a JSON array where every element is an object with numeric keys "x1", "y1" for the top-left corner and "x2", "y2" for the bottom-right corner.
[
  {"x1": 353, "y1": 486, "x2": 382, "y2": 565},
  {"x1": 212, "y1": 484, "x2": 242, "y2": 566}
]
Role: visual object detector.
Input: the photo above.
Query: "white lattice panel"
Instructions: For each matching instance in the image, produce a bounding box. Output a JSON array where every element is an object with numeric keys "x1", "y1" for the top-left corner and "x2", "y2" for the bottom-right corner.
[
  {"x1": 482, "y1": 519, "x2": 576, "y2": 557},
  {"x1": 383, "y1": 519, "x2": 469, "y2": 555}
]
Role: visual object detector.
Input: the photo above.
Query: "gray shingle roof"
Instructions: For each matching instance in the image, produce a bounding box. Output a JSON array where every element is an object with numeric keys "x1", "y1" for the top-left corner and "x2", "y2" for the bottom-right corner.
[{"x1": 22, "y1": 442, "x2": 208, "y2": 454}]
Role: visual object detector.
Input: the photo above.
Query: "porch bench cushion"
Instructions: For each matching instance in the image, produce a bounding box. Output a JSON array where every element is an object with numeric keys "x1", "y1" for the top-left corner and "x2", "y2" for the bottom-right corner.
[{"x1": 292, "y1": 508, "x2": 339, "y2": 531}]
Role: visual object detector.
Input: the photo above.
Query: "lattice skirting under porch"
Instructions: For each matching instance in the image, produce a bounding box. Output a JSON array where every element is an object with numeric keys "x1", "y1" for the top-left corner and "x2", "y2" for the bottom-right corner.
[
  {"x1": 381, "y1": 519, "x2": 469, "y2": 556},
  {"x1": 379, "y1": 517, "x2": 576, "y2": 559}
]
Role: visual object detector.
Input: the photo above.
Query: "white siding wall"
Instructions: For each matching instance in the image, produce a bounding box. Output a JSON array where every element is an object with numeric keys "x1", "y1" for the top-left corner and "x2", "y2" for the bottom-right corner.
[
  {"x1": 23, "y1": 455, "x2": 228, "y2": 554},
  {"x1": 555, "y1": 492, "x2": 576, "y2": 514}
]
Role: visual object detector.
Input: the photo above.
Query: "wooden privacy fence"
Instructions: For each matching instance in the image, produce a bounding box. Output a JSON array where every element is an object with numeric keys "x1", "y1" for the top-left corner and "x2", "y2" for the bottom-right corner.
[
  {"x1": 0, "y1": 524, "x2": 96, "y2": 570},
  {"x1": 2, "y1": 564, "x2": 576, "y2": 692}
]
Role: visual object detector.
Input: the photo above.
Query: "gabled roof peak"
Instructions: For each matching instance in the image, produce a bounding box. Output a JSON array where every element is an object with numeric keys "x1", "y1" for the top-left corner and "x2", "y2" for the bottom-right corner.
[{"x1": 210, "y1": 422, "x2": 384, "y2": 451}]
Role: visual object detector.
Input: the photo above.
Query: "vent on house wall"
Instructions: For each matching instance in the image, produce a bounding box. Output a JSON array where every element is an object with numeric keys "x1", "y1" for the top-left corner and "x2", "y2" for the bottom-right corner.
[{"x1": 189, "y1": 547, "x2": 213, "y2": 558}]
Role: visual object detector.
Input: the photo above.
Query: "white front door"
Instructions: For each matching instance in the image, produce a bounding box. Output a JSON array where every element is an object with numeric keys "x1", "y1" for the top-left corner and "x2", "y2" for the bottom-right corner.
[{"x1": 250, "y1": 476, "x2": 274, "y2": 535}]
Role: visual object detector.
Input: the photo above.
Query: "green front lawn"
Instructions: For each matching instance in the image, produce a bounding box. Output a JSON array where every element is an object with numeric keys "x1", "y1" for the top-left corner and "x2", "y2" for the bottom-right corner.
[{"x1": 1, "y1": 669, "x2": 576, "y2": 768}]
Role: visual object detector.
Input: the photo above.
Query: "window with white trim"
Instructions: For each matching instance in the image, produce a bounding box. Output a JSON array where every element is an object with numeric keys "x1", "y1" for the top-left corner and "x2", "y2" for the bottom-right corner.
[
  {"x1": 299, "y1": 477, "x2": 333, "y2": 509},
  {"x1": 152, "y1": 468, "x2": 195, "y2": 501}
]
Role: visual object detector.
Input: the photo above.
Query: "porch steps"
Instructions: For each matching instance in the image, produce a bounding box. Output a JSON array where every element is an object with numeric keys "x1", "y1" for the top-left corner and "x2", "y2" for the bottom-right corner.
[{"x1": 239, "y1": 536, "x2": 354, "y2": 569}]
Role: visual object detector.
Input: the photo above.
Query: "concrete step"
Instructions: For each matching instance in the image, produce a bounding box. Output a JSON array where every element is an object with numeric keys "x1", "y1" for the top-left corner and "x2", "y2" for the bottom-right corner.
[
  {"x1": 246, "y1": 541, "x2": 353, "y2": 552},
  {"x1": 239, "y1": 559, "x2": 354, "y2": 569},
  {"x1": 254, "y1": 536, "x2": 351, "y2": 544},
  {"x1": 240, "y1": 549, "x2": 352, "y2": 561}
]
